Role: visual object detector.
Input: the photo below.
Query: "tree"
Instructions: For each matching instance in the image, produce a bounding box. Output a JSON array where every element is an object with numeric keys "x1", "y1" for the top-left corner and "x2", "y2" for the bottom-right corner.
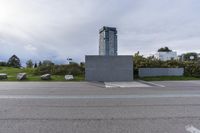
[
  {"x1": 42, "y1": 60, "x2": 54, "y2": 66},
  {"x1": 38, "y1": 61, "x2": 42, "y2": 67},
  {"x1": 0, "y1": 62, "x2": 7, "y2": 66},
  {"x1": 80, "y1": 62, "x2": 85, "y2": 74},
  {"x1": 34, "y1": 62, "x2": 38, "y2": 68},
  {"x1": 158, "y1": 47, "x2": 172, "y2": 52},
  {"x1": 26, "y1": 59, "x2": 33, "y2": 68},
  {"x1": 183, "y1": 52, "x2": 198, "y2": 61},
  {"x1": 7, "y1": 55, "x2": 21, "y2": 68}
]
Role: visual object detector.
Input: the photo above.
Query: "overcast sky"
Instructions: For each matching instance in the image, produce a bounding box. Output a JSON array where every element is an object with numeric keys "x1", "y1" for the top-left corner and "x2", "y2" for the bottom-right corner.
[{"x1": 0, "y1": 0, "x2": 200, "y2": 64}]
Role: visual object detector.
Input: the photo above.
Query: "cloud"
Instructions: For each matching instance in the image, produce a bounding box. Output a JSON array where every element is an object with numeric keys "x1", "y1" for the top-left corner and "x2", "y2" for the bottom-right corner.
[
  {"x1": 0, "y1": 0, "x2": 200, "y2": 63},
  {"x1": 24, "y1": 44, "x2": 37, "y2": 52}
]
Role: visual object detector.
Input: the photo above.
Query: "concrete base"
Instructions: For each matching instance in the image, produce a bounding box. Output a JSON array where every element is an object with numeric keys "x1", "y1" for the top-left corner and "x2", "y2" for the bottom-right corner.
[
  {"x1": 104, "y1": 81, "x2": 151, "y2": 88},
  {"x1": 139, "y1": 68, "x2": 184, "y2": 77},
  {"x1": 85, "y1": 56, "x2": 133, "y2": 82}
]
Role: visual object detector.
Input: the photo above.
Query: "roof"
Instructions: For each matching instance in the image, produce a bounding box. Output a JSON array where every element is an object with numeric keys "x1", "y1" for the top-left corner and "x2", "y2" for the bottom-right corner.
[{"x1": 99, "y1": 26, "x2": 117, "y2": 33}]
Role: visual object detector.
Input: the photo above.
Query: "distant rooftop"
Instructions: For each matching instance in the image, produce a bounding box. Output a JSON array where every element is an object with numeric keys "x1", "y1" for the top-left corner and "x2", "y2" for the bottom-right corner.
[{"x1": 99, "y1": 26, "x2": 117, "y2": 33}]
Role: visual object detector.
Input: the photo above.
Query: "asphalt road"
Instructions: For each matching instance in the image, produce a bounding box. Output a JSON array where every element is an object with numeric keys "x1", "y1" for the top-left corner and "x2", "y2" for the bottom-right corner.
[{"x1": 0, "y1": 81, "x2": 200, "y2": 133}]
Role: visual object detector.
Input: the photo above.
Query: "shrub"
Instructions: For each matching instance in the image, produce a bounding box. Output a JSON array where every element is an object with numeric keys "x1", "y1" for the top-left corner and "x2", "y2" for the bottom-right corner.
[
  {"x1": 133, "y1": 52, "x2": 200, "y2": 77},
  {"x1": 34, "y1": 62, "x2": 83, "y2": 76},
  {"x1": 34, "y1": 65, "x2": 53, "y2": 75},
  {"x1": 0, "y1": 62, "x2": 7, "y2": 66}
]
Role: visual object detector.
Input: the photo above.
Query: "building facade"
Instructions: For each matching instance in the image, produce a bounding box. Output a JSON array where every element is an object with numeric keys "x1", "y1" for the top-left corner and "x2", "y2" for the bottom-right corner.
[
  {"x1": 179, "y1": 52, "x2": 199, "y2": 61},
  {"x1": 99, "y1": 26, "x2": 118, "y2": 56},
  {"x1": 155, "y1": 51, "x2": 178, "y2": 61}
]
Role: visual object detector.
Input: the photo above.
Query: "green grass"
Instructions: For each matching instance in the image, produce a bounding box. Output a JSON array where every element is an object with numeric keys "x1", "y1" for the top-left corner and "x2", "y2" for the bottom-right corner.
[
  {"x1": 0, "y1": 66, "x2": 25, "y2": 75},
  {"x1": 0, "y1": 66, "x2": 84, "y2": 81},
  {"x1": 3, "y1": 66, "x2": 199, "y2": 82},
  {"x1": 139, "y1": 76, "x2": 200, "y2": 81}
]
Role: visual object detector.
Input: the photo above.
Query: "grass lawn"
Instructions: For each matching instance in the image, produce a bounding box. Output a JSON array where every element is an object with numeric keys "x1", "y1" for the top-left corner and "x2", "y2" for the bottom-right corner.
[
  {"x1": 3, "y1": 66, "x2": 199, "y2": 82},
  {"x1": 139, "y1": 76, "x2": 200, "y2": 81},
  {"x1": 0, "y1": 66, "x2": 84, "y2": 81}
]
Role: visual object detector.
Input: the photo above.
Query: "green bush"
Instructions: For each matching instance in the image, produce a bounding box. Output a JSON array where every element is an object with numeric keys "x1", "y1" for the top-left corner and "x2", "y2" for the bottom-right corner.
[
  {"x1": 133, "y1": 52, "x2": 200, "y2": 77},
  {"x1": 183, "y1": 62, "x2": 200, "y2": 77},
  {"x1": 34, "y1": 65, "x2": 53, "y2": 75},
  {"x1": 34, "y1": 63, "x2": 84, "y2": 76},
  {"x1": 52, "y1": 65, "x2": 68, "y2": 75},
  {"x1": 0, "y1": 62, "x2": 7, "y2": 66}
]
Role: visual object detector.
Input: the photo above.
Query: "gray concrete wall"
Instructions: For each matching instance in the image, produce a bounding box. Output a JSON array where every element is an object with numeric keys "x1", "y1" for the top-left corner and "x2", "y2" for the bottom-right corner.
[
  {"x1": 139, "y1": 68, "x2": 184, "y2": 77},
  {"x1": 85, "y1": 56, "x2": 133, "y2": 82}
]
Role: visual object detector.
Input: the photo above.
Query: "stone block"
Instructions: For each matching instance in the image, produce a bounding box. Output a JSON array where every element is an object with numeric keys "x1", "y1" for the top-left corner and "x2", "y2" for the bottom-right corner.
[{"x1": 85, "y1": 56, "x2": 133, "y2": 82}]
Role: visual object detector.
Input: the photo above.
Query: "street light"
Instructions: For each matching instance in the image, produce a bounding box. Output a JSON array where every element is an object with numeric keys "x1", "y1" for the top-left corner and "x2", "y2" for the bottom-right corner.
[{"x1": 67, "y1": 58, "x2": 72, "y2": 64}]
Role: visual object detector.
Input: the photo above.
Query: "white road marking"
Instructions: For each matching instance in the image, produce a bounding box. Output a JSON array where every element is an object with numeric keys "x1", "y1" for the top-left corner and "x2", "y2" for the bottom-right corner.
[
  {"x1": 0, "y1": 94, "x2": 200, "y2": 99},
  {"x1": 138, "y1": 80, "x2": 165, "y2": 87},
  {"x1": 186, "y1": 125, "x2": 200, "y2": 133},
  {"x1": 105, "y1": 81, "x2": 151, "y2": 88}
]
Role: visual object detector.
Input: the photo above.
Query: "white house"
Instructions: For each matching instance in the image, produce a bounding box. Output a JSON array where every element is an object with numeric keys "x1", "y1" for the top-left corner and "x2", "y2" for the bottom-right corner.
[{"x1": 155, "y1": 51, "x2": 178, "y2": 61}]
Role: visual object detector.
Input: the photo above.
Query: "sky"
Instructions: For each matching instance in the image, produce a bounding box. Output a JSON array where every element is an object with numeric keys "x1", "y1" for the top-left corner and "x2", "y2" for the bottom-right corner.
[{"x1": 0, "y1": 0, "x2": 200, "y2": 64}]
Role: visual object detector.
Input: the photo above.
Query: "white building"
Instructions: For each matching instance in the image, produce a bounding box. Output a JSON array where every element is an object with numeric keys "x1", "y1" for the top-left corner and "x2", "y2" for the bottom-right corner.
[{"x1": 155, "y1": 51, "x2": 178, "y2": 61}]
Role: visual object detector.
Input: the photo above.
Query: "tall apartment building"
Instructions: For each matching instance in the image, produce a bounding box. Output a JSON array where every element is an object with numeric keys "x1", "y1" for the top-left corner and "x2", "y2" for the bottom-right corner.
[{"x1": 99, "y1": 26, "x2": 118, "y2": 56}]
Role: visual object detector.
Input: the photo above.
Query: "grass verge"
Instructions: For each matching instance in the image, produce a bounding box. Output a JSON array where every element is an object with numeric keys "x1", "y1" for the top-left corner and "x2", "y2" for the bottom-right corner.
[{"x1": 0, "y1": 66, "x2": 84, "y2": 81}]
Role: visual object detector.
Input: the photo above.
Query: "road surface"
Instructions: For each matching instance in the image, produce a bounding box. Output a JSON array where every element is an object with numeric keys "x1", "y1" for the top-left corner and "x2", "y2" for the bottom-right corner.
[{"x1": 0, "y1": 81, "x2": 200, "y2": 132}]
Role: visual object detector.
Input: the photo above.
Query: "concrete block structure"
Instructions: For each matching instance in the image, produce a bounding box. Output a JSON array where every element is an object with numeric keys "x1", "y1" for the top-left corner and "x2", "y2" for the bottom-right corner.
[
  {"x1": 139, "y1": 68, "x2": 184, "y2": 77},
  {"x1": 85, "y1": 56, "x2": 133, "y2": 82}
]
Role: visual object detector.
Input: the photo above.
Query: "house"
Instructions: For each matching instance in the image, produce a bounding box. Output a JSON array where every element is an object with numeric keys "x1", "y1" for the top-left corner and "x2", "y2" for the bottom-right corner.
[
  {"x1": 155, "y1": 51, "x2": 178, "y2": 61},
  {"x1": 179, "y1": 52, "x2": 198, "y2": 61}
]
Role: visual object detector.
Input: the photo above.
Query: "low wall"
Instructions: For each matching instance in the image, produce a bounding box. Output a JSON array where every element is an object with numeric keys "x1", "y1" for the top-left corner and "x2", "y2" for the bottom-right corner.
[
  {"x1": 139, "y1": 68, "x2": 184, "y2": 77},
  {"x1": 85, "y1": 56, "x2": 133, "y2": 82}
]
